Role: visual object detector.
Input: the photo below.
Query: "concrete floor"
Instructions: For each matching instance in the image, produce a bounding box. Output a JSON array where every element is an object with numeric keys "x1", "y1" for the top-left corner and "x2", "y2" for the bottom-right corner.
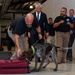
[
  {"x1": 28, "y1": 61, "x2": 75, "y2": 75},
  {"x1": 0, "y1": 61, "x2": 74, "y2": 75}
]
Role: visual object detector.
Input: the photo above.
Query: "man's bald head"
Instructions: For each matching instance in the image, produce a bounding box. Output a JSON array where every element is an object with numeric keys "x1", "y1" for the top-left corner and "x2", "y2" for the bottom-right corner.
[{"x1": 25, "y1": 13, "x2": 34, "y2": 27}]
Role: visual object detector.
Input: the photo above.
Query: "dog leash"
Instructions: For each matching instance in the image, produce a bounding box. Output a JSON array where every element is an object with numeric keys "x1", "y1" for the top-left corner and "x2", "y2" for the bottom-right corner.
[
  {"x1": 57, "y1": 47, "x2": 72, "y2": 50},
  {"x1": 61, "y1": 47, "x2": 72, "y2": 50}
]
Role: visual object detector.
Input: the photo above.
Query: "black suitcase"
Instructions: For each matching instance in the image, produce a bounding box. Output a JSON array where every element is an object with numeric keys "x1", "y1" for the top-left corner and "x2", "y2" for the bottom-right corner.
[{"x1": 0, "y1": 52, "x2": 12, "y2": 60}]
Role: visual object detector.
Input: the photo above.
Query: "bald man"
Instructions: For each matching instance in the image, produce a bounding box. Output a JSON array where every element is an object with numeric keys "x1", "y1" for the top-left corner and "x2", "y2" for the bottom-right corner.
[{"x1": 8, "y1": 13, "x2": 42, "y2": 59}]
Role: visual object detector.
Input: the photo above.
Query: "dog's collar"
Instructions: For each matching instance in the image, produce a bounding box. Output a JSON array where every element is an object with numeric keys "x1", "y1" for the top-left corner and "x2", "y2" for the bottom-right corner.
[{"x1": 31, "y1": 46, "x2": 35, "y2": 55}]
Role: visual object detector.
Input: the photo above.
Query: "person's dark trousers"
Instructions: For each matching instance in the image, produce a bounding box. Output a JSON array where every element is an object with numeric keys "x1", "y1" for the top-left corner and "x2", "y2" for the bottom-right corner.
[
  {"x1": 37, "y1": 38, "x2": 44, "y2": 44},
  {"x1": 67, "y1": 34, "x2": 75, "y2": 60},
  {"x1": 28, "y1": 35, "x2": 37, "y2": 48},
  {"x1": 28, "y1": 34, "x2": 37, "y2": 61},
  {"x1": 6, "y1": 40, "x2": 12, "y2": 51}
]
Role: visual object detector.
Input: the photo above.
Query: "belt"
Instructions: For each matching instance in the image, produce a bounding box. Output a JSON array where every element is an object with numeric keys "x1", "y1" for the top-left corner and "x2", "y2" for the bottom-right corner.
[{"x1": 56, "y1": 31, "x2": 69, "y2": 33}]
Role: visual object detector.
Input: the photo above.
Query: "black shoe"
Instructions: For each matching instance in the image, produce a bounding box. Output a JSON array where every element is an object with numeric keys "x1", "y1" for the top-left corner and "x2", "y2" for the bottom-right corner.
[
  {"x1": 69, "y1": 58, "x2": 72, "y2": 61},
  {"x1": 38, "y1": 59, "x2": 41, "y2": 62},
  {"x1": 70, "y1": 59, "x2": 72, "y2": 61},
  {"x1": 67, "y1": 57, "x2": 72, "y2": 61},
  {"x1": 58, "y1": 62, "x2": 61, "y2": 64},
  {"x1": 61, "y1": 61, "x2": 65, "y2": 63}
]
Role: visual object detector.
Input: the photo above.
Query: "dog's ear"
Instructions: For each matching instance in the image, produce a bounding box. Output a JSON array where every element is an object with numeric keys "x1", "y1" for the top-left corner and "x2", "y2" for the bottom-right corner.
[
  {"x1": 19, "y1": 51, "x2": 32, "y2": 60},
  {"x1": 26, "y1": 51, "x2": 32, "y2": 56},
  {"x1": 19, "y1": 51, "x2": 28, "y2": 60},
  {"x1": 19, "y1": 52, "x2": 25, "y2": 60}
]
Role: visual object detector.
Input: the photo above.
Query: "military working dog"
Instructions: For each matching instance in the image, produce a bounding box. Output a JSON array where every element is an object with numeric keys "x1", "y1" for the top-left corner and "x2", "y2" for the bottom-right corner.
[{"x1": 19, "y1": 43, "x2": 58, "y2": 71}]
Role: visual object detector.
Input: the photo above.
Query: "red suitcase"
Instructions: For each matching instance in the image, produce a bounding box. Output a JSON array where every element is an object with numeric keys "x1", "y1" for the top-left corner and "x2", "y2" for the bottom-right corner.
[{"x1": 0, "y1": 59, "x2": 30, "y2": 74}]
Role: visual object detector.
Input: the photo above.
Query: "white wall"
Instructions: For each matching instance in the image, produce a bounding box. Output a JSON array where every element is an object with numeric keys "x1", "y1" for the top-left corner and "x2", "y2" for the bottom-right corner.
[
  {"x1": 42, "y1": 0, "x2": 75, "y2": 59},
  {"x1": 42, "y1": 0, "x2": 75, "y2": 19}
]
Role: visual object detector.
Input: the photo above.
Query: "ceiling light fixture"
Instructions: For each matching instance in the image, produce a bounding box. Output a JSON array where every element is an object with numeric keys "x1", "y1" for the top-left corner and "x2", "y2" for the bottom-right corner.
[{"x1": 29, "y1": 5, "x2": 33, "y2": 9}]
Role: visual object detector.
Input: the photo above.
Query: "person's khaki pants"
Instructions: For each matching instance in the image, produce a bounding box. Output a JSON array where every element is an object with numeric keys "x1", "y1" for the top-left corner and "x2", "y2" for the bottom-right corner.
[
  {"x1": 8, "y1": 28, "x2": 25, "y2": 59},
  {"x1": 46, "y1": 36, "x2": 55, "y2": 45},
  {"x1": 55, "y1": 32, "x2": 70, "y2": 62}
]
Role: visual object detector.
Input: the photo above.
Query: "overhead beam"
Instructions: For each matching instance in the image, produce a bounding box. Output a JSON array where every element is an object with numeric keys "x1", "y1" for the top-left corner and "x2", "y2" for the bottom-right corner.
[
  {"x1": 0, "y1": 0, "x2": 12, "y2": 18},
  {"x1": 6, "y1": 9, "x2": 30, "y2": 14}
]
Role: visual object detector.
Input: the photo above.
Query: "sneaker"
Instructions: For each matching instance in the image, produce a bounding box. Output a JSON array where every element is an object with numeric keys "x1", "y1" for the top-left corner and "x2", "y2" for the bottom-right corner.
[{"x1": 67, "y1": 57, "x2": 72, "y2": 61}]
